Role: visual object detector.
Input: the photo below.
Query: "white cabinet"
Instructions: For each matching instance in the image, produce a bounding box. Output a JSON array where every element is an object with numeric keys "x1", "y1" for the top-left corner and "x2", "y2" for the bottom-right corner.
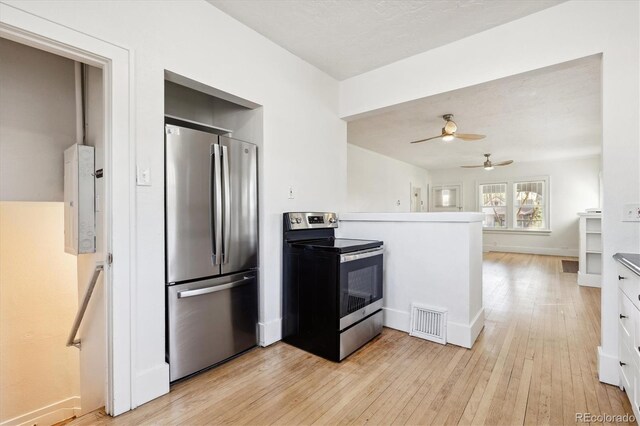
[
  {"x1": 578, "y1": 212, "x2": 601, "y2": 287},
  {"x1": 617, "y1": 257, "x2": 640, "y2": 420}
]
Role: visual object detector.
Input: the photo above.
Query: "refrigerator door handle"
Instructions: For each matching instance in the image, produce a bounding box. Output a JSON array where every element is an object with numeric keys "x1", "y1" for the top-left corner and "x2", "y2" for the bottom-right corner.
[
  {"x1": 222, "y1": 145, "x2": 231, "y2": 264},
  {"x1": 211, "y1": 144, "x2": 223, "y2": 265},
  {"x1": 177, "y1": 276, "x2": 254, "y2": 298}
]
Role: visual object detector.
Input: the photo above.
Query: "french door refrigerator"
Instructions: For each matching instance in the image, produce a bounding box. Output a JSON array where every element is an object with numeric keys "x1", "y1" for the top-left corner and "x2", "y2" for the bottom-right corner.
[{"x1": 165, "y1": 121, "x2": 258, "y2": 382}]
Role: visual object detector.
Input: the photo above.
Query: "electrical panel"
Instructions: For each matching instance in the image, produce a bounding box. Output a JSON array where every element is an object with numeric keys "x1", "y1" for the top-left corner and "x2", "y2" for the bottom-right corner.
[{"x1": 64, "y1": 143, "x2": 95, "y2": 254}]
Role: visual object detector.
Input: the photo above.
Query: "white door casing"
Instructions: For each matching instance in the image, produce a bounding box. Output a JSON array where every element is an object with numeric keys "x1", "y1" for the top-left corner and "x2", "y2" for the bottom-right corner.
[{"x1": 0, "y1": 2, "x2": 134, "y2": 416}]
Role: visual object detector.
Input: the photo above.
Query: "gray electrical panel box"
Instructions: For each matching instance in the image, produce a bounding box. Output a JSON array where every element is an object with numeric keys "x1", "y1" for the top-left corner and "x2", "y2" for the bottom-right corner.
[{"x1": 64, "y1": 143, "x2": 95, "y2": 254}]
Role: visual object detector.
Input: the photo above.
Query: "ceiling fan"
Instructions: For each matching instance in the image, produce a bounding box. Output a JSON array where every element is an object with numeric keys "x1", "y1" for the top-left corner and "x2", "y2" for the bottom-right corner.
[
  {"x1": 461, "y1": 154, "x2": 513, "y2": 171},
  {"x1": 409, "y1": 114, "x2": 485, "y2": 144}
]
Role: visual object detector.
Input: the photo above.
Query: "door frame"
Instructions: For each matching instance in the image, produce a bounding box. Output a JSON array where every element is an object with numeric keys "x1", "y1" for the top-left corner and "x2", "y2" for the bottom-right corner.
[{"x1": 0, "y1": 3, "x2": 135, "y2": 416}]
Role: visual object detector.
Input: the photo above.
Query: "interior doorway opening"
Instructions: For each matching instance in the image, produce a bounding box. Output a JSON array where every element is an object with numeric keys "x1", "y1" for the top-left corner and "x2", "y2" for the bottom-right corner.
[{"x1": 0, "y1": 37, "x2": 107, "y2": 425}]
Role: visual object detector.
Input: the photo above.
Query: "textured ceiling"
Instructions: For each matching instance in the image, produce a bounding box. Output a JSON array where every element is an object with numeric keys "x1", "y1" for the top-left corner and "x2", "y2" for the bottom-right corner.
[
  {"x1": 207, "y1": 0, "x2": 565, "y2": 80},
  {"x1": 347, "y1": 55, "x2": 602, "y2": 170}
]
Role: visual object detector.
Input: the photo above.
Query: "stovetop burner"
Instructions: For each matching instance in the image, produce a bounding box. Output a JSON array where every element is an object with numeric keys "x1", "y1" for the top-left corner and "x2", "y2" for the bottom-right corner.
[{"x1": 291, "y1": 237, "x2": 382, "y2": 254}]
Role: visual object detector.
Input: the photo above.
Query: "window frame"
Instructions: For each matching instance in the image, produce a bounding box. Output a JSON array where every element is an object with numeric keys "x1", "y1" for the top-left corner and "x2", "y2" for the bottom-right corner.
[
  {"x1": 478, "y1": 182, "x2": 509, "y2": 229},
  {"x1": 476, "y1": 176, "x2": 551, "y2": 234},
  {"x1": 430, "y1": 182, "x2": 463, "y2": 212}
]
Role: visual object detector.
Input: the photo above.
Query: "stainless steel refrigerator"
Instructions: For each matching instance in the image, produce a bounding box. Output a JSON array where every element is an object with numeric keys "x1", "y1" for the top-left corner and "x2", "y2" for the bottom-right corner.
[{"x1": 165, "y1": 120, "x2": 258, "y2": 382}]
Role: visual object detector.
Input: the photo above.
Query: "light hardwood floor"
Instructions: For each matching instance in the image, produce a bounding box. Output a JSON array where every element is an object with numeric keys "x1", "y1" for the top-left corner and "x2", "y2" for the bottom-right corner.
[{"x1": 72, "y1": 253, "x2": 634, "y2": 425}]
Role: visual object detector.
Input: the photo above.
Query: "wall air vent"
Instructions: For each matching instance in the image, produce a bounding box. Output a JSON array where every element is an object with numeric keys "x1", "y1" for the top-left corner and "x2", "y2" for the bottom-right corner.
[{"x1": 409, "y1": 303, "x2": 447, "y2": 345}]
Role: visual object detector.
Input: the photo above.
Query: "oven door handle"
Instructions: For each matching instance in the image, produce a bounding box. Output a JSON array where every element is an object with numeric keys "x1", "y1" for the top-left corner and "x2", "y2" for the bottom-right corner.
[{"x1": 340, "y1": 247, "x2": 384, "y2": 263}]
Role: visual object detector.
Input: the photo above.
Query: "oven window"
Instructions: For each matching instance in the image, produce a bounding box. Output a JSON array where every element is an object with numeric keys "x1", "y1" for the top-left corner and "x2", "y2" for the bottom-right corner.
[{"x1": 340, "y1": 255, "x2": 383, "y2": 317}]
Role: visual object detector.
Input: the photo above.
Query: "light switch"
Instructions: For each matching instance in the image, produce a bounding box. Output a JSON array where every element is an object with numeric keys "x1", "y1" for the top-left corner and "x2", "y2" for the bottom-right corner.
[
  {"x1": 622, "y1": 203, "x2": 640, "y2": 221},
  {"x1": 137, "y1": 166, "x2": 151, "y2": 186},
  {"x1": 288, "y1": 186, "x2": 294, "y2": 199}
]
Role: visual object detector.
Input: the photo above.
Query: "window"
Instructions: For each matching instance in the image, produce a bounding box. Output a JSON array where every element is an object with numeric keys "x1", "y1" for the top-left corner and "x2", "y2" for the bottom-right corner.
[
  {"x1": 478, "y1": 178, "x2": 549, "y2": 231},
  {"x1": 514, "y1": 181, "x2": 545, "y2": 229},
  {"x1": 431, "y1": 184, "x2": 462, "y2": 212},
  {"x1": 479, "y1": 183, "x2": 507, "y2": 228}
]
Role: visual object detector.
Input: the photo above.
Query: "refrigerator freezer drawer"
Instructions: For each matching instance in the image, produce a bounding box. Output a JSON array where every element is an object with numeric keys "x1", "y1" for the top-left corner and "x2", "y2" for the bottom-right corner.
[{"x1": 167, "y1": 272, "x2": 258, "y2": 381}]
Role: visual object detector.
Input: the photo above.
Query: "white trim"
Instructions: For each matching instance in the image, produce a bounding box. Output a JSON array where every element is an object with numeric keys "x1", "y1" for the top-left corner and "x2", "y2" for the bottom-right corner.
[
  {"x1": 578, "y1": 271, "x2": 602, "y2": 287},
  {"x1": 340, "y1": 212, "x2": 484, "y2": 223},
  {"x1": 382, "y1": 307, "x2": 485, "y2": 349},
  {"x1": 134, "y1": 363, "x2": 170, "y2": 406},
  {"x1": 476, "y1": 175, "x2": 551, "y2": 232},
  {"x1": 0, "y1": 396, "x2": 80, "y2": 426},
  {"x1": 430, "y1": 182, "x2": 463, "y2": 212},
  {"x1": 598, "y1": 346, "x2": 620, "y2": 386},
  {"x1": 0, "y1": 3, "x2": 134, "y2": 415},
  {"x1": 484, "y1": 229, "x2": 551, "y2": 235},
  {"x1": 484, "y1": 245, "x2": 578, "y2": 257},
  {"x1": 447, "y1": 308, "x2": 485, "y2": 349},
  {"x1": 382, "y1": 307, "x2": 411, "y2": 332},
  {"x1": 258, "y1": 318, "x2": 282, "y2": 346}
]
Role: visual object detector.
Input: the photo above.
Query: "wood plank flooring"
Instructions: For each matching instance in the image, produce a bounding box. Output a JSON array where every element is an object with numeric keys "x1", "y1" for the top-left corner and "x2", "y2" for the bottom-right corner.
[{"x1": 72, "y1": 253, "x2": 634, "y2": 425}]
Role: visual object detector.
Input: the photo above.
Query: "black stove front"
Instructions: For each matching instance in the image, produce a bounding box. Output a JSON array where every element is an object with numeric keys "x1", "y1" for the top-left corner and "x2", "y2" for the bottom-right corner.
[{"x1": 282, "y1": 212, "x2": 384, "y2": 361}]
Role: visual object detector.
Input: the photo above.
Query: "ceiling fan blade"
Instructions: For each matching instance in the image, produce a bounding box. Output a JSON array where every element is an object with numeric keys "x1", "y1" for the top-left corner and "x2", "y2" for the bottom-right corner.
[
  {"x1": 460, "y1": 165, "x2": 484, "y2": 168},
  {"x1": 494, "y1": 160, "x2": 514, "y2": 166},
  {"x1": 454, "y1": 133, "x2": 486, "y2": 141},
  {"x1": 409, "y1": 134, "x2": 444, "y2": 144}
]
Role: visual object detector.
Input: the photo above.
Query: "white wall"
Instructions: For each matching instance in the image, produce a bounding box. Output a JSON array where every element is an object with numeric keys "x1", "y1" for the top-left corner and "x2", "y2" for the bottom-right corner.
[
  {"x1": 339, "y1": 213, "x2": 485, "y2": 349},
  {"x1": 429, "y1": 156, "x2": 600, "y2": 256},
  {"x1": 0, "y1": 202, "x2": 80, "y2": 425},
  {"x1": 2, "y1": 0, "x2": 347, "y2": 407},
  {"x1": 347, "y1": 144, "x2": 429, "y2": 212},
  {"x1": 0, "y1": 38, "x2": 76, "y2": 201},
  {"x1": 339, "y1": 0, "x2": 640, "y2": 385}
]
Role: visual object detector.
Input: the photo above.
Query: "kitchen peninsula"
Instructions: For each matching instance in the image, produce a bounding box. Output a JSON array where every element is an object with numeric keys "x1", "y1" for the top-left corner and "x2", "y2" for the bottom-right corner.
[{"x1": 338, "y1": 212, "x2": 485, "y2": 348}]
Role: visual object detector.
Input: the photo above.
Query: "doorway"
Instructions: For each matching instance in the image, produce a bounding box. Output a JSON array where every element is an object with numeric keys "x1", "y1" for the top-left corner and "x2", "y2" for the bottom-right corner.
[
  {"x1": 0, "y1": 39, "x2": 106, "y2": 424},
  {"x1": 0, "y1": 3, "x2": 134, "y2": 417}
]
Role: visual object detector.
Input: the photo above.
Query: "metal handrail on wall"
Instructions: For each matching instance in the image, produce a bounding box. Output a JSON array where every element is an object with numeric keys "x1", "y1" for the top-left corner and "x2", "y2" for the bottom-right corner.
[{"x1": 66, "y1": 264, "x2": 104, "y2": 348}]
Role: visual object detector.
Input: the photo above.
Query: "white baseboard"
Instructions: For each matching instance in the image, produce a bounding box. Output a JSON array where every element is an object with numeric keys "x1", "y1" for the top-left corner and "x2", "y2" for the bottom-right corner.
[
  {"x1": 382, "y1": 307, "x2": 484, "y2": 349},
  {"x1": 134, "y1": 363, "x2": 170, "y2": 408},
  {"x1": 484, "y1": 245, "x2": 578, "y2": 257},
  {"x1": 382, "y1": 307, "x2": 410, "y2": 332},
  {"x1": 1, "y1": 396, "x2": 80, "y2": 426},
  {"x1": 259, "y1": 318, "x2": 282, "y2": 347},
  {"x1": 598, "y1": 346, "x2": 620, "y2": 386},
  {"x1": 470, "y1": 308, "x2": 485, "y2": 346},
  {"x1": 448, "y1": 308, "x2": 485, "y2": 349},
  {"x1": 578, "y1": 272, "x2": 601, "y2": 287}
]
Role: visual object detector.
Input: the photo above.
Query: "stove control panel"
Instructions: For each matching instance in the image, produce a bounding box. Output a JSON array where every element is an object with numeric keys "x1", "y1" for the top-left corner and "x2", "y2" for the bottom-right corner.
[{"x1": 285, "y1": 212, "x2": 338, "y2": 230}]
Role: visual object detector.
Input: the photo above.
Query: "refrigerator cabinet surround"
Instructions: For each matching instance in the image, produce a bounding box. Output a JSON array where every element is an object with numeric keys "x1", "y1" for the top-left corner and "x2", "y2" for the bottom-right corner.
[
  {"x1": 167, "y1": 272, "x2": 258, "y2": 381},
  {"x1": 165, "y1": 124, "x2": 258, "y2": 283}
]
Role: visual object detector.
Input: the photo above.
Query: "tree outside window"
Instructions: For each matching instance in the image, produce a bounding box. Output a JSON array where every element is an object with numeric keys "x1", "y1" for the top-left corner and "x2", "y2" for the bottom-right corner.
[
  {"x1": 478, "y1": 179, "x2": 548, "y2": 231},
  {"x1": 479, "y1": 183, "x2": 507, "y2": 228},
  {"x1": 514, "y1": 181, "x2": 545, "y2": 229}
]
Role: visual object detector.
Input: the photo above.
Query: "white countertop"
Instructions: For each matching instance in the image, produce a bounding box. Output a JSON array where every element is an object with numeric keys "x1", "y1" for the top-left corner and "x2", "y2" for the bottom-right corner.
[{"x1": 339, "y1": 212, "x2": 485, "y2": 223}]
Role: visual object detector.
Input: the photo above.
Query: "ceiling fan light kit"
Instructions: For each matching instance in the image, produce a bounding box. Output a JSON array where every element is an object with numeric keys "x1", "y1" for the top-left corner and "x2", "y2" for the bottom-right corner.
[
  {"x1": 409, "y1": 114, "x2": 486, "y2": 144},
  {"x1": 461, "y1": 153, "x2": 513, "y2": 171}
]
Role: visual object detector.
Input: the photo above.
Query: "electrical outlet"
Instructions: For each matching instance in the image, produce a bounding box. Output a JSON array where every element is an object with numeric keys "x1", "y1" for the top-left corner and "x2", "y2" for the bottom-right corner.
[
  {"x1": 136, "y1": 166, "x2": 151, "y2": 186},
  {"x1": 288, "y1": 186, "x2": 294, "y2": 199},
  {"x1": 622, "y1": 203, "x2": 640, "y2": 221}
]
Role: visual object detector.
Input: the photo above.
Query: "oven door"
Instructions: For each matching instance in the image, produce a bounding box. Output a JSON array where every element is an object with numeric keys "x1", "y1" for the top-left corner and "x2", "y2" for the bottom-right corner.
[{"x1": 339, "y1": 247, "x2": 384, "y2": 330}]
